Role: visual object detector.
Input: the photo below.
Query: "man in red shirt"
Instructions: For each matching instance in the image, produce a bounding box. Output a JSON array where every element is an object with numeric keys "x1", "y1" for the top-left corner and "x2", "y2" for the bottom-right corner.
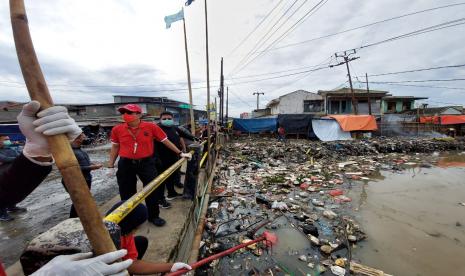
[{"x1": 108, "y1": 104, "x2": 191, "y2": 226}]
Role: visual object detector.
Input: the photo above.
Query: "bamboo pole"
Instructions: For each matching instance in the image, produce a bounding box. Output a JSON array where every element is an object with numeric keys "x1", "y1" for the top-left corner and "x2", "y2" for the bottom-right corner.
[
  {"x1": 10, "y1": 0, "x2": 116, "y2": 255},
  {"x1": 182, "y1": 16, "x2": 196, "y2": 136},
  {"x1": 204, "y1": 0, "x2": 211, "y2": 159}
]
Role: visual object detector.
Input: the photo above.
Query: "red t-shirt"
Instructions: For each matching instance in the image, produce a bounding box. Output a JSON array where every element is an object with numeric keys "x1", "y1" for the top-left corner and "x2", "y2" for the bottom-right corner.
[
  {"x1": 0, "y1": 260, "x2": 6, "y2": 276},
  {"x1": 120, "y1": 234, "x2": 138, "y2": 261},
  {"x1": 111, "y1": 121, "x2": 167, "y2": 159}
]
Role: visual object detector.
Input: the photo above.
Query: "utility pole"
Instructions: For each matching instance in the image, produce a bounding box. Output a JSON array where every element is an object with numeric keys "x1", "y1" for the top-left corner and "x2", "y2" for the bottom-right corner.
[
  {"x1": 226, "y1": 86, "x2": 229, "y2": 125},
  {"x1": 182, "y1": 16, "x2": 196, "y2": 135},
  {"x1": 204, "y1": 0, "x2": 211, "y2": 154},
  {"x1": 215, "y1": 97, "x2": 218, "y2": 123},
  {"x1": 253, "y1": 92, "x2": 264, "y2": 110},
  {"x1": 365, "y1": 73, "x2": 371, "y2": 115},
  {"x1": 331, "y1": 50, "x2": 359, "y2": 115},
  {"x1": 219, "y1": 57, "x2": 224, "y2": 126}
]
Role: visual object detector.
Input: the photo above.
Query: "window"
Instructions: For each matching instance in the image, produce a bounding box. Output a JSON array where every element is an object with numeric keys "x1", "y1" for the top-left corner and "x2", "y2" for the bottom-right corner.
[
  {"x1": 387, "y1": 102, "x2": 396, "y2": 112},
  {"x1": 402, "y1": 101, "x2": 411, "y2": 111},
  {"x1": 303, "y1": 100, "x2": 323, "y2": 112}
]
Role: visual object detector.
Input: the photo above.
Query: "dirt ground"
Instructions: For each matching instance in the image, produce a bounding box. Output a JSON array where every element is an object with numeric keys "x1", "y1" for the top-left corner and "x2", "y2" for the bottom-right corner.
[{"x1": 0, "y1": 147, "x2": 118, "y2": 267}]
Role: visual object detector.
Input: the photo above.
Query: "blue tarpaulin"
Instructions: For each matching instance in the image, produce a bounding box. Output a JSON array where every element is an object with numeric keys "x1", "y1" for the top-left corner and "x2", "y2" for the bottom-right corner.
[
  {"x1": 233, "y1": 118, "x2": 277, "y2": 133},
  {"x1": 0, "y1": 124, "x2": 25, "y2": 142}
]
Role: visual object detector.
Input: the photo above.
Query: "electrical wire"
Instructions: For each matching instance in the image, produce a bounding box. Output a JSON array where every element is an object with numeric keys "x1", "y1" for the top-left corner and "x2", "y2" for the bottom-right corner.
[
  {"x1": 232, "y1": 0, "x2": 329, "y2": 76},
  {"x1": 362, "y1": 63, "x2": 465, "y2": 77},
  {"x1": 368, "y1": 78, "x2": 465, "y2": 83},
  {"x1": 226, "y1": 0, "x2": 285, "y2": 58},
  {"x1": 355, "y1": 81, "x2": 465, "y2": 91},
  {"x1": 355, "y1": 17, "x2": 465, "y2": 50},
  {"x1": 229, "y1": 0, "x2": 301, "y2": 76},
  {"x1": 253, "y1": 2, "x2": 465, "y2": 53}
]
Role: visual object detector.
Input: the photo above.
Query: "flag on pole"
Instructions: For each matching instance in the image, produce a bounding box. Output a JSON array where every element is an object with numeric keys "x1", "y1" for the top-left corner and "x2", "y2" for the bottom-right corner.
[
  {"x1": 164, "y1": 9, "x2": 184, "y2": 29},
  {"x1": 185, "y1": 0, "x2": 195, "y2": 6}
]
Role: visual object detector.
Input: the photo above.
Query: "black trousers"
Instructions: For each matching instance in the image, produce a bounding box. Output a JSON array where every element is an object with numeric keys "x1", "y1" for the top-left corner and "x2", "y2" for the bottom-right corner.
[
  {"x1": 156, "y1": 158, "x2": 180, "y2": 197},
  {"x1": 134, "y1": 236, "x2": 148, "y2": 260},
  {"x1": 116, "y1": 157, "x2": 162, "y2": 220}
]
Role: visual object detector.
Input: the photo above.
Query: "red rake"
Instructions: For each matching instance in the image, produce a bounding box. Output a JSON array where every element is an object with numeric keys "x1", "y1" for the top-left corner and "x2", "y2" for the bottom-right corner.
[{"x1": 166, "y1": 231, "x2": 277, "y2": 276}]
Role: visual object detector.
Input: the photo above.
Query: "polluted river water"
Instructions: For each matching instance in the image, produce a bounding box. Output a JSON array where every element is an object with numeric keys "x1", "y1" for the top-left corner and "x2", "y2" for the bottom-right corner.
[
  {"x1": 200, "y1": 139, "x2": 465, "y2": 276},
  {"x1": 349, "y1": 154, "x2": 465, "y2": 276}
]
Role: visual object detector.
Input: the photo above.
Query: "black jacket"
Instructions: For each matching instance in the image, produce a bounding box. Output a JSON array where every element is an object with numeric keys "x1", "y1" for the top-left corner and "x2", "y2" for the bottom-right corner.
[
  {"x1": 0, "y1": 153, "x2": 52, "y2": 208},
  {"x1": 154, "y1": 125, "x2": 182, "y2": 166}
]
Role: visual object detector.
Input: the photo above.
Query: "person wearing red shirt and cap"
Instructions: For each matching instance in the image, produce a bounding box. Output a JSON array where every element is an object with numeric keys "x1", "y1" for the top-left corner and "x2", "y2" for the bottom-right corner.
[{"x1": 108, "y1": 104, "x2": 191, "y2": 226}]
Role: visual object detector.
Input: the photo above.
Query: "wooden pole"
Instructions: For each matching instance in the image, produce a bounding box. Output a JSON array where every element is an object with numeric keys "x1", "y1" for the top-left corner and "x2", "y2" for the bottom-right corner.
[
  {"x1": 182, "y1": 16, "x2": 196, "y2": 135},
  {"x1": 345, "y1": 56, "x2": 358, "y2": 115},
  {"x1": 10, "y1": 0, "x2": 116, "y2": 255},
  {"x1": 204, "y1": 0, "x2": 211, "y2": 154},
  {"x1": 226, "y1": 86, "x2": 229, "y2": 126},
  {"x1": 220, "y1": 57, "x2": 224, "y2": 126},
  {"x1": 366, "y1": 73, "x2": 371, "y2": 115}
]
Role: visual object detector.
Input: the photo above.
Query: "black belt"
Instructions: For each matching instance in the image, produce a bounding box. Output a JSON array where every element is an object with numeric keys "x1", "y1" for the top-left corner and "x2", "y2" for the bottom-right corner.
[{"x1": 120, "y1": 156, "x2": 153, "y2": 163}]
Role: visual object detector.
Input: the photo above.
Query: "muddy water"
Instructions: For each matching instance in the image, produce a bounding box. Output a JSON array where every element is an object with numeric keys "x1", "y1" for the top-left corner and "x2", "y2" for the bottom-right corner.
[
  {"x1": 0, "y1": 148, "x2": 119, "y2": 267},
  {"x1": 349, "y1": 155, "x2": 465, "y2": 276}
]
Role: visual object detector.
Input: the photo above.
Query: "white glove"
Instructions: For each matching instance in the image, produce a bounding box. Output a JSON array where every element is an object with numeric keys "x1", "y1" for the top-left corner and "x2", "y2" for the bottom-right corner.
[
  {"x1": 180, "y1": 152, "x2": 192, "y2": 161},
  {"x1": 34, "y1": 105, "x2": 82, "y2": 140},
  {"x1": 18, "y1": 101, "x2": 82, "y2": 158},
  {"x1": 170, "y1": 262, "x2": 192, "y2": 272},
  {"x1": 32, "y1": 249, "x2": 133, "y2": 276}
]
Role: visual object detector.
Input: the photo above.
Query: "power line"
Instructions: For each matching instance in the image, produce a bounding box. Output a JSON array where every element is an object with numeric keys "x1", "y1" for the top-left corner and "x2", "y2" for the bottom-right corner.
[
  {"x1": 267, "y1": 0, "x2": 330, "y2": 50},
  {"x1": 362, "y1": 63, "x2": 465, "y2": 77},
  {"x1": 355, "y1": 17, "x2": 465, "y2": 50},
  {"x1": 253, "y1": 2, "x2": 465, "y2": 53},
  {"x1": 232, "y1": 0, "x2": 329, "y2": 76},
  {"x1": 369, "y1": 78, "x2": 465, "y2": 83},
  {"x1": 226, "y1": 0, "x2": 284, "y2": 58},
  {"x1": 229, "y1": 0, "x2": 300, "y2": 76},
  {"x1": 355, "y1": 81, "x2": 465, "y2": 91},
  {"x1": 0, "y1": 60, "x2": 332, "y2": 88},
  {"x1": 248, "y1": 0, "x2": 313, "y2": 60}
]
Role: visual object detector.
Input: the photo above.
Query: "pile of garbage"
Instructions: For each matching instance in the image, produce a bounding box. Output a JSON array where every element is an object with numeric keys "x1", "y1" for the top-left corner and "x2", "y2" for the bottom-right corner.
[{"x1": 197, "y1": 137, "x2": 462, "y2": 275}]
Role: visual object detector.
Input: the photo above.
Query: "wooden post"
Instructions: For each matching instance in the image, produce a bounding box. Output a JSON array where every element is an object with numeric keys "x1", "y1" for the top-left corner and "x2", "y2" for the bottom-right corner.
[
  {"x1": 182, "y1": 17, "x2": 196, "y2": 135},
  {"x1": 204, "y1": 0, "x2": 211, "y2": 155},
  {"x1": 366, "y1": 73, "x2": 371, "y2": 115},
  {"x1": 9, "y1": 0, "x2": 116, "y2": 255},
  {"x1": 345, "y1": 56, "x2": 357, "y2": 115},
  {"x1": 226, "y1": 86, "x2": 229, "y2": 126}
]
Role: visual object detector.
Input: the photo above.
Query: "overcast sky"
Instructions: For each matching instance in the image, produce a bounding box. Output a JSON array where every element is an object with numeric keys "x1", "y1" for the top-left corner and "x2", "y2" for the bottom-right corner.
[{"x1": 0, "y1": 0, "x2": 464, "y2": 116}]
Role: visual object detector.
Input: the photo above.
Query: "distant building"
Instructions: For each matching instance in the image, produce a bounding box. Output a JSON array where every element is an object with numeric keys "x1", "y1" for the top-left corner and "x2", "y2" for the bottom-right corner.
[
  {"x1": 416, "y1": 106, "x2": 463, "y2": 116},
  {"x1": 266, "y1": 90, "x2": 324, "y2": 115},
  {"x1": 0, "y1": 96, "x2": 206, "y2": 126},
  {"x1": 251, "y1": 108, "x2": 271, "y2": 118},
  {"x1": 317, "y1": 88, "x2": 428, "y2": 115},
  {"x1": 240, "y1": 112, "x2": 250, "y2": 119},
  {"x1": 318, "y1": 88, "x2": 389, "y2": 115},
  {"x1": 381, "y1": 96, "x2": 428, "y2": 114}
]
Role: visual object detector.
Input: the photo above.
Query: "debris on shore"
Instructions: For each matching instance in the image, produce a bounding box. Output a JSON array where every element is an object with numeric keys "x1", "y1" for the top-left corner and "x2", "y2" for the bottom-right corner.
[{"x1": 196, "y1": 137, "x2": 465, "y2": 275}]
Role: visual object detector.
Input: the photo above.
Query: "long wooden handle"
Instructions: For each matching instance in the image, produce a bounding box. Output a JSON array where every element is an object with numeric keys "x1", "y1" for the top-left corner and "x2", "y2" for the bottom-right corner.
[{"x1": 10, "y1": 0, "x2": 116, "y2": 255}]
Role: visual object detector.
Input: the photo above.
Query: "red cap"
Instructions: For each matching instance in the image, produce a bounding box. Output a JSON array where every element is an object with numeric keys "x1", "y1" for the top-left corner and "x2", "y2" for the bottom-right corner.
[{"x1": 117, "y1": 104, "x2": 142, "y2": 114}]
